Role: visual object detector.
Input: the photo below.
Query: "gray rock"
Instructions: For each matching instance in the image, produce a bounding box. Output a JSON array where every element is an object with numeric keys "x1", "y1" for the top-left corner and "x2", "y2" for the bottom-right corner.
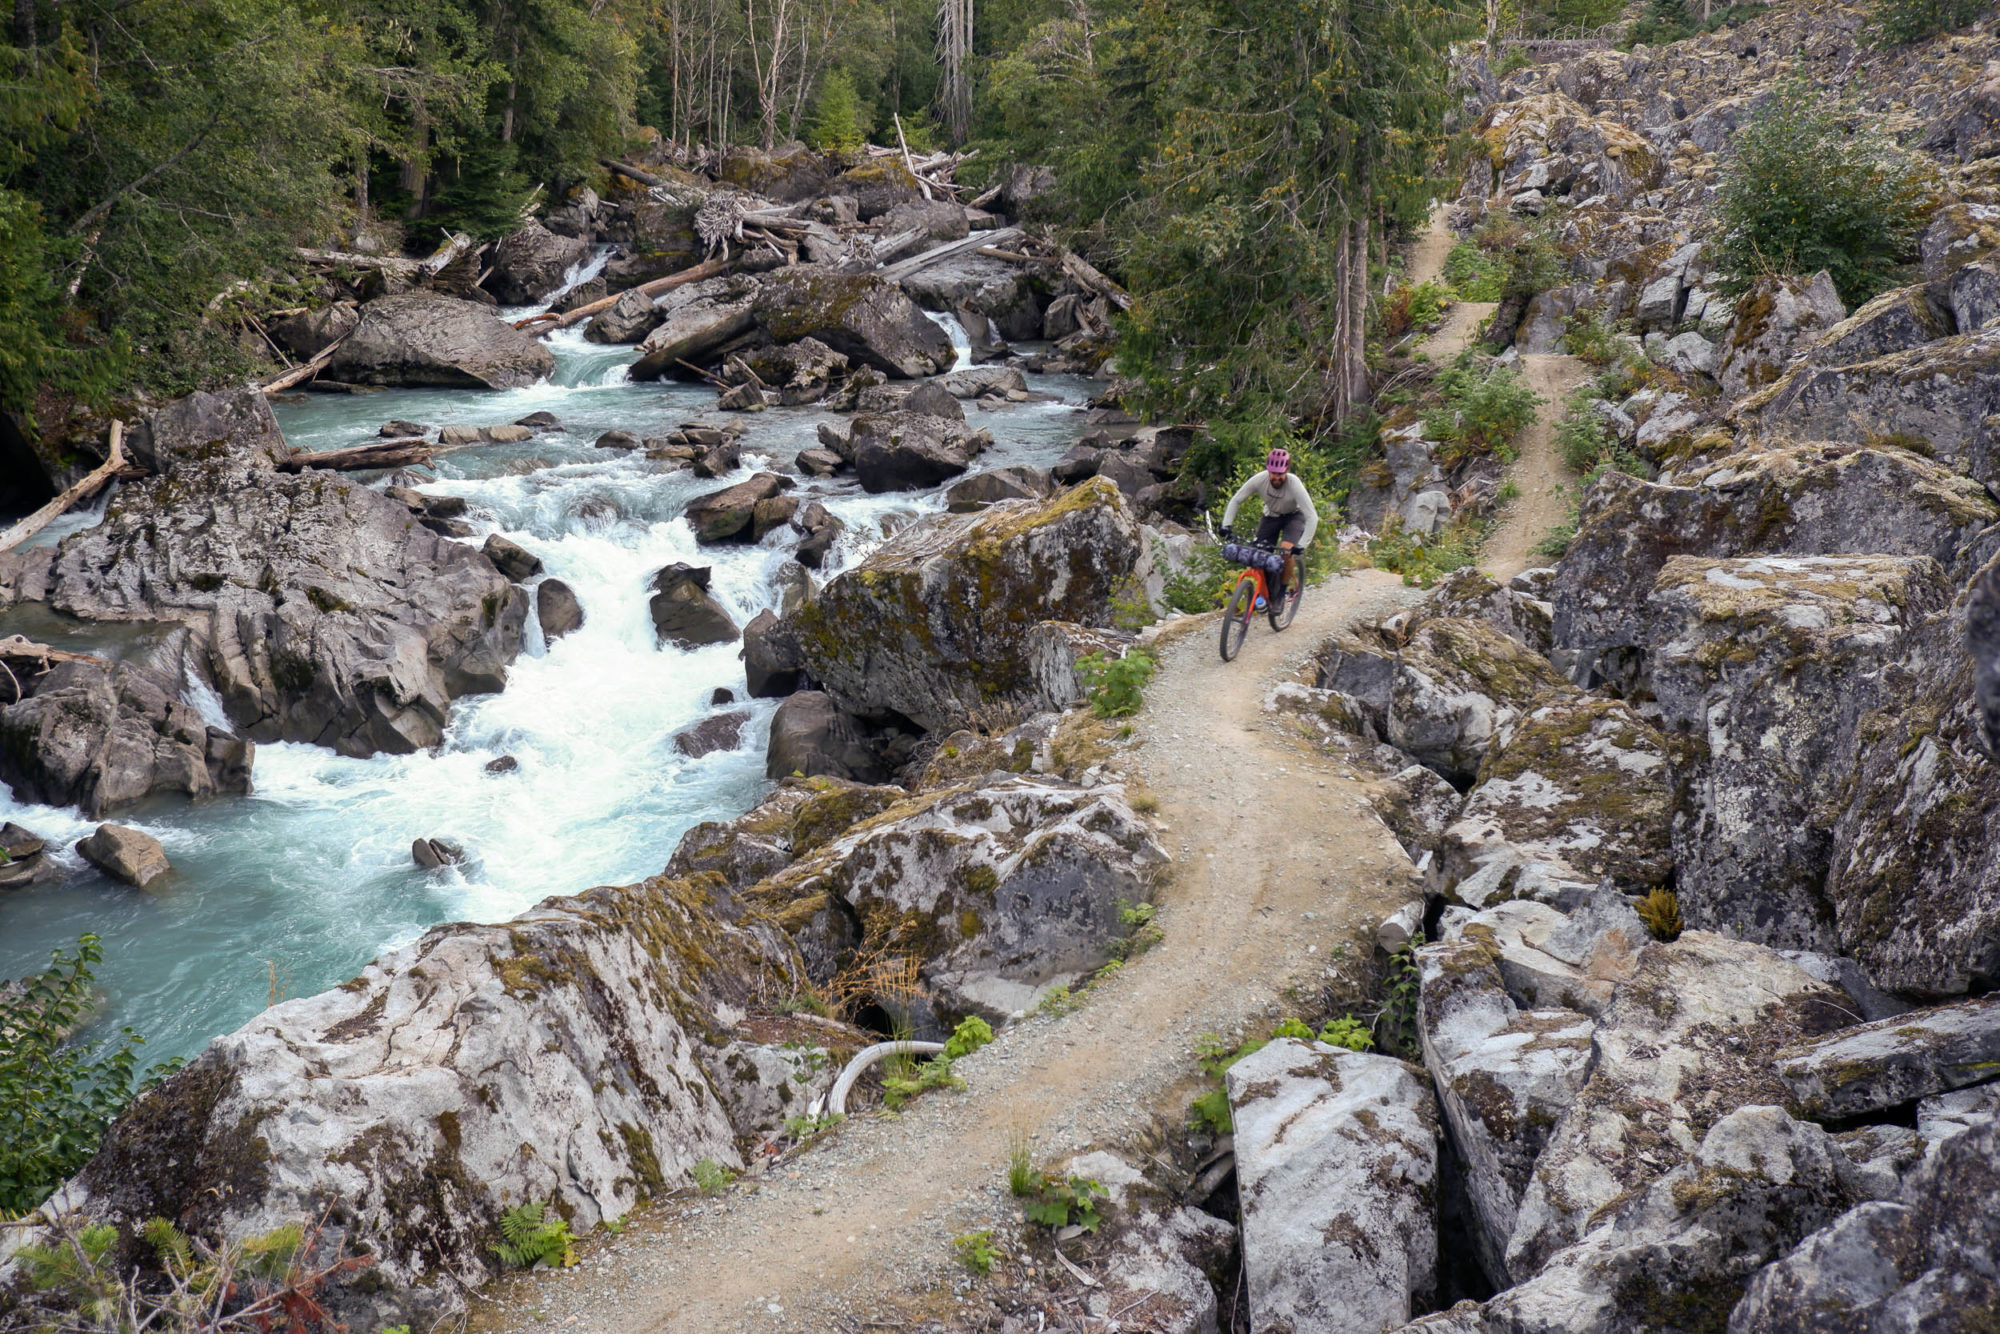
[
  {"x1": 1729, "y1": 1117, "x2": 2000, "y2": 1332},
  {"x1": 1372, "y1": 763, "x2": 1465, "y2": 865},
  {"x1": 1054, "y1": 1151, "x2": 1234, "y2": 1334},
  {"x1": 481, "y1": 534, "x2": 544, "y2": 581},
  {"x1": 76, "y1": 823, "x2": 171, "y2": 888},
  {"x1": 380, "y1": 419, "x2": 429, "y2": 438},
  {"x1": 41, "y1": 868, "x2": 805, "y2": 1318},
  {"x1": 849, "y1": 411, "x2": 990, "y2": 493},
  {"x1": 899, "y1": 253, "x2": 1046, "y2": 342},
  {"x1": 684, "y1": 472, "x2": 791, "y2": 542},
  {"x1": 792, "y1": 501, "x2": 843, "y2": 570},
  {"x1": 702, "y1": 1038, "x2": 838, "y2": 1140},
  {"x1": 794, "y1": 447, "x2": 843, "y2": 477},
  {"x1": 0, "y1": 658, "x2": 253, "y2": 818},
  {"x1": 0, "y1": 821, "x2": 44, "y2": 859},
  {"x1": 1917, "y1": 1081, "x2": 2000, "y2": 1151},
  {"x1": 10, "y1": 431, "x2": 525, "y2": 758},
  {"x1": 1420, "y1": 568, "x2": 1555, "y2": 655},
  {"x1": 673, "y1": 710, "x2": 751, "y2": 759},
  {"x1": 752, "y1": 267, "x2": 955, "y2": 379},
  {"x1": 513, "y1": 411, "x2": 562, "y2": 432},
  {"x1": 595, "y1": 429, "x2": 641, "y2": 450},
  {"x1": 1715, "y1": 272, "x2": 1845, "y2": 398},
  {"x1": 325, "y1": 293, "x2": 554, "y2": 390},
  {"x1": 902, "y1": 379, "x2": 964, "y2": 420},
  {"x1": 583, "y1": 287, "x2": 664, "y2": 344},
  {"x1": 648, "y1": 564, "x2": 738, "y2": 648},
  {"x1": 765, "y1": 691, "x2": 892, "y2": 783},
  {"x1": 1634, "y1": 271, "x2": 1683, "y2": 327},
  {"x1": 1647, "y1": 555, "x2": 1948, "y2": 952},
  {"x1": 1814, "y1": 283, "x2": 1954, "y2": 365},
  {"x1": 268, "y1": 304, "x2": 358, "y2": 361},
  {"x1": 717, "y1": 144, "x2": 831, "y2": 202},
  {"x1": 690, "y1": 437, "x2": 743, "y2": 479},
  {"x1": 791, "y1": 478, "x2": 1144, "y2": 732},
  {"x1": 1657, "y1": 330, "x2": 1717, "y2": 377},
  {"x1": 758, "y1": 775, "x2": 1164, "y2": 1018},
  {"x1": 1975, "y1": 554, "x2": 2000, "y2": 757},
  {"x1": 1227, "y1": 1040, "x2": 1439, "y2": 1333},
  {"x1": 741, "y1": 611, "x2": 804, "y2": 700},
  {"x1": 1506, "y1": 933, "x2": 1851, "y2": 1278},
  {"x1": 945, "y1": 466, "x2": 1054, "y2": 512},
  {"x1": 485, "y1": 219, "x2": 591, "y2": 306},
  {"x1": 410, "y1": 836, "x2": 465, "y2": 869},
  {"x1": 628, "y1": 276, "x2": 763, "y2": 381},
  {"x1": 483, "y1": 755, "x2": 518, "y2": 774},
  {"x1": 1920, "y1": 200, "x2": 2000, "y2": 281},
  {"x1": 1049, "y1": 443, "x2": 1102, "y2": 483},
  {"x1": 126, "y1": 387, "x2": 291, "y2": 476},
  {"x1": 536, "y1": 579, "x2": 583, "y2": 640},
  {"x1": 437, "y1": 423, "x2": 532, "y2": 446},
  {"x1": 1950, "y1": 254, "x2": 2000, "y2": 334},
  {"x1": 735, "y1": 338, "x2": 850, "y2": 406},
  {"x1": 940, "y1": 365, "x2": 1030, "y2": 398},
  {"x1": 1776, "y1": 992, "x2": 2000, "y2": 1120}
]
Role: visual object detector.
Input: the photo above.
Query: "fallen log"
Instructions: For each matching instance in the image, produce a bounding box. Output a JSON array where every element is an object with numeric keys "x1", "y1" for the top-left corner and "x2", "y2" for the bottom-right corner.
[
  {"x1": 877, "y1": 227, "x2": 1024, "y2": 281},
  {"x1": 262, "y1": 339, "x2": 341, "y2": 394},
  {"x1": 277, "y1": 440, "x2": 433, "y2": 473},
  {"x1": 1060, "y1": 251, "x2": 1133, "y2": 312},
  {"x1": 0, "y1": 635, "x2": 113, "y2": 704},
  {"x1": 296, "y1": 247, "x2": 426, "y2": 278},
  {"x1": 873, "y1": 228, "x2": 929, "y2": 265},
  {"x1": 976, "y1": 246, "x2": 1031, "y2": 263},
  {"x1": 602, "y1": 158, "x2": 665, "y2": 188},
  {"x1": 514, "y1": 256, "x2": 732, "y2": 334},
  {"x1": 0, "y1": 422, "x2": 127, "y2": 556}
]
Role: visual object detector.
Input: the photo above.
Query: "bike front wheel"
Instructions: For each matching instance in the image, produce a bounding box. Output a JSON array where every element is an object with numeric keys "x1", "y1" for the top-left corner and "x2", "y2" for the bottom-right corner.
[
  {"x1": 1268, "y1": 562, "x2": 1303, "y2": 631},
  {"x1": 1220, "y1": 577, "x2": 1255, "y2": 661}
]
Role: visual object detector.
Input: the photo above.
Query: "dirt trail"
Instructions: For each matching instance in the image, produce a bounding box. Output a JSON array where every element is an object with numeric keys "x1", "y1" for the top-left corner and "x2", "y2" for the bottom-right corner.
[
  {"x1": 475, "y1": 573, "x2": 1423, "y2": 1334},
  {"x1": 1407, "y1": 208, "x2": 1587, "y2": 580}
]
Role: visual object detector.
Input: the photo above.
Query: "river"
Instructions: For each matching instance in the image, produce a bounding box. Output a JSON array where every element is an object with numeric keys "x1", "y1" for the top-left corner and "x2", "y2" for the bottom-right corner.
[{"x1": 0, "y1": 294, "x2": 1098, "y2": 1071}]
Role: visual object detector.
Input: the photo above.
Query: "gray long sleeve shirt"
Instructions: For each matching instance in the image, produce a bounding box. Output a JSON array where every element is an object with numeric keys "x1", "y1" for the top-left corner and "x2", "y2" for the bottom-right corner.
[{"x1": 1221, "y1": 472, "x2": 1319, "y2": 548}]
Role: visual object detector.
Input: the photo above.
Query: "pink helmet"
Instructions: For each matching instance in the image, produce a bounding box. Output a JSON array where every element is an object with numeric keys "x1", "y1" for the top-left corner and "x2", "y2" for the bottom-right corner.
[{"x1": 1266, "y1": 448, "x2": 1291, "y2": 475}]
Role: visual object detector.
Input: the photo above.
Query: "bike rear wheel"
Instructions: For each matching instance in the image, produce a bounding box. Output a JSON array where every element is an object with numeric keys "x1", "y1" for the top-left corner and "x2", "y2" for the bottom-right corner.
[
  {"x1": 1268, "y1": 561, "x2": 1304, "y2": 630},
  {"x1": 1220, "y1": 577, "x2": 1255, "y2": 661}
]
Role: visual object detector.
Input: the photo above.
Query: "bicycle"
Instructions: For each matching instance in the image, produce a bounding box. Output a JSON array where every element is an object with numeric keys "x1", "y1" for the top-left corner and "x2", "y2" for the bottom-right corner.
[{"x1": 1216, "y1": 529, "x2": 1303, "y2": 661}]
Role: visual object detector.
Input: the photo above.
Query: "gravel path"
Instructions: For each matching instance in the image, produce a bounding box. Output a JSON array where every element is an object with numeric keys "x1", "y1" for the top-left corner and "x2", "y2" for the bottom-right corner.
[{"x1": 470, "y1": 570, "x2": 1424, "y2": 1334}]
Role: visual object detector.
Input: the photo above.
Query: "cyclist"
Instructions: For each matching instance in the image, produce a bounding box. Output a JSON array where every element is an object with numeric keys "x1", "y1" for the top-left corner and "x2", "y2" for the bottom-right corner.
[{"x1": 1220, "y1": 448, "x2": 1319, "y2": 611}]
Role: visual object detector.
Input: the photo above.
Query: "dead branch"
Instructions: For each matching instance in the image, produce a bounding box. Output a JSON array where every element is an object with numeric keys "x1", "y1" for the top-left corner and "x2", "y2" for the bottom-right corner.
[
  {"x1": 514, "y1": 256, "x2": 732, "y2": 333},
  {"x1": 261, "y1": 339, "x2": 341, "y2": 394},
  {"x1": 276, "y1": 440, "x2": 433, "y2": 473},
  {"x1": 0, "y1": 422, "x2": 127, "y2": 556}
]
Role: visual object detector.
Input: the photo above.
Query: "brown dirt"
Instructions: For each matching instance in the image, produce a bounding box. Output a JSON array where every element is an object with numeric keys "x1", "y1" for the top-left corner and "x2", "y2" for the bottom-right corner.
[{"x1": 471, "y1": 570, "x2": 1424, "y2": 1334}]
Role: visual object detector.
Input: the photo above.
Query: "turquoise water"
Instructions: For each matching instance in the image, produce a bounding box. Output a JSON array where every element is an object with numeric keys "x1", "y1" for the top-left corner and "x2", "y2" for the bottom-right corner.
[{"x1": 0, "y1": 308, "x2": 1096, "y2": 1068}]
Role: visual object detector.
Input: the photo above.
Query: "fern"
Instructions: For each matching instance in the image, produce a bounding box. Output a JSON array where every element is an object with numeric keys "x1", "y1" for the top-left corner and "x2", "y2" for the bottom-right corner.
[{"x1": 490, "y1": 1201, "x2": 576, "y2": 1269}]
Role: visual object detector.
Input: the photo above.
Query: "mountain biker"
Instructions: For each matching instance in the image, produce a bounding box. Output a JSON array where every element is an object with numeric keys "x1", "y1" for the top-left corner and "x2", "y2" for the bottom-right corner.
[{"x1": 1220, "y1": 448, "x2": 1319, "y2": 610}]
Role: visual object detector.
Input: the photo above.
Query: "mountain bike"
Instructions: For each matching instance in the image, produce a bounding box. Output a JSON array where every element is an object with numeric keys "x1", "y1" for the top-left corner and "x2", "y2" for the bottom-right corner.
[{"x1": 1217, "y1": 530, "x2": 1303, "y2": 661}]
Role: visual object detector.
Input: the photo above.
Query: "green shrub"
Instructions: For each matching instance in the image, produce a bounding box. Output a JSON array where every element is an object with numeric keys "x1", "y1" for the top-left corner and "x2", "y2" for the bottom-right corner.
[
  {"x1": 0, "y1": 935, "x2": 175, "y2": 1214},
  {"x1": 1558, "y1": 309, "x2": 1622, "y2": 367},
  {"x1": 1713, "y1": 76, "x2": 1936, "y2": 306},
  {"x1": 1500, "y1": 229, "x2": 1569, "y2": 305},
  {"x1": 691, "y1": 1158, "x2": 737, "y2": 1196},
  {"x1": 1162, "y1": 542, "x2": 1237, "y2": 612},
  {"x1": 953, "y1": 1230, "x2": 1001, "y2": 1275},
  {"x1": 1555, "y1": 393, "x2": 1617, "y2": 473},
  {"x1": 1375, "y1": 934, "x2": 1426, "y2": 1058},
  {"x1": 1869, "y1": 0, "x2": 1986, "y2": 45},
  {"x1": 1368, "y1": 517, "x2": 1484, "y2": 588},
  {"x1": 943, "y1": 1015, "x2": 995, "y2": 1060},
  {"x1": 806, "y1": 69, "x2": 869, "y2": 154},
  {"x1": 1425, "y1": 356, "x2": 1543, "y2": 459},
  {"x1": 1443, "y1": 241, "x2": 1506, "y2": 302},
  {"x1": 1076, "y1": 648, "x2": 1156, "y2": 718},
  {"x1": 1017, "y1": 1175, "x2": 1106, "y2": 1232},
  {"x1": 491, "y1": 1201, "x2": 577, "y2": 1269},
  {"x1": 1492, "y1": 45, "x2": 1534, "y2": 76},
  {"x1": 1317, "y1": 1015, "x2": 1375, "y2": 1051}
]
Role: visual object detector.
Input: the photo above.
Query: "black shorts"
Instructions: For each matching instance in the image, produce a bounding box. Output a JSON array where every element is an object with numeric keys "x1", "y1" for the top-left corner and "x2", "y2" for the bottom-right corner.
[{"x1": 1255, "y1": 512, "x2": 1306, "y2": 546}]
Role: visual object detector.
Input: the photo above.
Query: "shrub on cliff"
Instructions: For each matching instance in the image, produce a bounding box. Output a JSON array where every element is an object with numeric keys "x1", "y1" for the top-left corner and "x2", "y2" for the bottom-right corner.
[
  {"x1": 1869, "y1": 0, "x2": 1987, "y2": 45},
  {"x1": 1714, "y1": 78, "x2": 1936, "y2": 306}
]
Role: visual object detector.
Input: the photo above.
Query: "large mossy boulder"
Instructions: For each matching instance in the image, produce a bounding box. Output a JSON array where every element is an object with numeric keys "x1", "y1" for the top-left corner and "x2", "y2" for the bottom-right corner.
[
  {"x1": 717, "y1": 144, "x2": 831, "y2": 202},
  {"x1": 751, "y1": 774, "x2": 1165, "y2": 1020},
  {"x1": 1646, "y1": 554, "x2": 1950, "y2": 954},
  {"x1": 788, "y1": 478, "x2": 1144, "y2": 732},
  {"x1": 324, "y1": 293, "x2": 554, "y2": 390},
  {"x1": 751, "y1": 267, "x2": 954, "y2": 378},
  {"x1": 1714, "y1": 272, "x2": 1846, "y2": 397},
  {"x1": 829, "y1": 159, "x2": 925, "y2": 219},
  {"x1": 41, "y1": 873, "x2": 805, "y2": 1325},
  {"x1": 628, "y1": 275, "x2": 763, "y2": 380},
  {"x1": 485, "y1": 219, "x2": 591, "y2": 306},
  {"x1": 1549, "y1": 444, "x2": 1996, "y2": 692}
]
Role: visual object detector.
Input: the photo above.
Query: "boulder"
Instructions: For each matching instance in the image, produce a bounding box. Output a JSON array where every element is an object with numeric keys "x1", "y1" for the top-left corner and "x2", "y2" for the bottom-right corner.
[
  {"x1": 38, "y1": 871, "x2": 803, "y2": 1321},
  {"x1": 751, "y1": 268, "x2": 954, "y2": 378},
  {"x1": 411, "y1": 836, "x2": 466, "y2": 869},
  {"x1": 790, "y1": 478, "x2": 1145, "y2": 731},
  {"x1": 1483, "y1": 1106, "x2": 1893, "y2": 1333},
  {"x1": 380, "y1": 419, "x2": 428, "y2": 438},
  {"x1": 944, "y1": 466, "x2": 1054, "y2": 512},
  {"x1": 1813, "y1": 282, "x2": 1955, "y2": 366},
  {"x1": 741, "y1": 610, "x2": 804, "y2": 698},
  {"x1": 902, "y1": 379, "x2": 963, "y2": 419},
  {"x1": 484, "y1": 755, "x2": 518, "y2": 774},
  {"x1": 940, "y1": 365, "x2": 1030, "y2": 398},
  {"x1": 628, "y1": 275, "x2": 763, "y2": 381},
  {"x1": 75, "y1": 822, "x2": 172, "y2": 889},
  {"x1": 1549, "y1": 445, "x2": 1996, "y2": 692},
  {"x1": 880, "y1": 199, "x2": 969, "y2": 243},
  {"x1": 684, "y1": 472, "x2": 791, "y2": 543},
  {"x1": 1418, "y1": 934, "x2": 1597, "y2": 1286},
  {"x1": 485, "y1": 220, "x2": 592, "y2": 306},
  {"x1": 1421, "y1": 568, "x2": 1555, "y2": 656},
  {"x1": 1715, "y1": 272, "x2": 1845, "y2": 398},
  {"x1": 126, "y1": 387, "x2": 291, "y2": 476},
  {"x1": 514, "y1": 411, "x2": 562, "y2": 432},
  {"x1": 1054, "y1": 1151, "x2": 1235, "y2": 1334},
  {"x1": 702, "y1": 1037, "x2": 841, "y2": 1140},
  {"x1": 1918, "y1": 1082, "x2": 2000, "y2": 1150},
  {"x1": 849, "y1": 411, "x2": 990, "y2": 492},
  {"x1": 0, "y1": 821, "x2": 55, "y2": 889},
  {"x1": 268, "y1": 304, "x2": 359, "y2": 361},
  {"x1": 1975, "y1": 551, "x2": 2000, "y2": 757},
  {"x1": 673, "y1": 710, "x2": 751, "y2": 759},
  {"x1": 828, "y1": 159, "x2": 924, "y2": 219},
  {"x1": 1050, "y1": 443, "x2": 1102, "y2": 483},
  {"x1": 0, "y1": 658, "x2": 253, "y2": 818},
  {"x1": 583, "y1": 287, "x2": 664, "y2": 344},
  {"x1": 1372, "y1": 762, "x2": 1466, "y2": 865},
  {"x1": 1226, "y1": 1041, "x2": 1440, "y2": 1333},
  {"x1": 736, "y1": 338, "x2": 850, "y2": 406},
  {"x1": 536, "y1": 579, "x2": 583, "y2": 640},
  {"x1": 596, "y1": 429, "x2": 642, "y2": 450},
  {"x1": 900, "y1": 253, "x2": 1047, "y2": 342},
  {"x1": 1438, "y1": 695, "x2": 1673, "y2": 907},
  {"x1": 1920, "y1": 200, "x2": 2000, "y2": 280},
  {"x1": 753, "y1": 775, "x2": 1164, "y2": 1018},
  {"x1": 1731, "y1": 1117, "x2": 2000, "y2": 1333},
  {"x1": 1753, "y1": 325, "x2": 2000, "y2": 488},
  {"x1": 690, "y1": 437, "x2": 743, "y2": 479},
  {"x1": 794, "y1": 447, "x2": 844, "y2": 477},
  {"x1": 751, "y1": 495, "x2": 799, "y2": 540},
  {"x1": 717, "y1": 144, "x2": 830, "y2": 202},
  {"x1": 325, "y1": 293, "x2": 555, "y2": 390},
  {"x1": 481, "y1": 534, "x2": 544, "y2": 581},
  {"x1": 792, "y1": 501, "x2": 843, "y2": 570},
  {"x1": 648, "y1": 564, "x2": 738, "y2": 648},
  {"x1": 1775, "y1": 993, "x2": 2000, "y2": 1121},
  {"x1": 1505, "y1": 932, "x2": 1851, "y2": 1278},
  {"x1": 1315, "y1": 616, "x2": 1574, "y2": 785},
  {"x1": 1950, "y1": 254, "x2": 2000, "y2": 334},
  {"x1": 765, "y1": 691, "x2": 893, "y2": 784},
  {"x1": 437, "y1": 423, "x2": 532, "y2": 446},
  {"x1": 11, "y1": 438, "x2": 526, "y2": 758},
  {"x1": 1646, "y1": 555, "x2": 1949, "y2": 952}
]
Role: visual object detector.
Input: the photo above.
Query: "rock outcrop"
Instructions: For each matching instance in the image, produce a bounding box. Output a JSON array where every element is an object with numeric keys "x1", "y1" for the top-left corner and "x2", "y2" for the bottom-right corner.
[
  {"x1": 751, "y1": 268, "x2": 954, "y2": 378},
  {"x1": 850, "y1": 410, "x2": 991, "y2": 492},
  {"x1": 485, "y1": 220, "x2": 591, "y2": 306},
  {"x1": 324, "y1": 294, "x2": 554, "y2": 390},
  {"x1": 788, "y1": 479, "x2": 1144, "y2": 732}
]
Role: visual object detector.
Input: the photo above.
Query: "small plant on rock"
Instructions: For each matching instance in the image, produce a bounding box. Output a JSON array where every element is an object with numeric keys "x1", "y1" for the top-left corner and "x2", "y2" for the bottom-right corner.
[
  {"x1": 1869, "y1": 0, "x2": 1986, "y2": 45},
  {"x1": 1374, "y1": 934, "x2": 1426, "y2": 1059},
  {"x1": 1318, "y1": 1015, "x2": 1376, "y2": 1052},
  {"x1": 1076, "y1": 648, "x2": 1156, "y2": 718},
  {"x1": 1033, "y1": 985, "x2": 1082, "y2": 1018},
  {"x1": 1018, "y1": 1175, "x2": 1107, "y2": 1232},
  {"x1": 1637, "y1": 888, "x2": 1684, "y2": 942},
  {"x1": 943, "y1": 1015, "x2": 995, "y2": 1059},
  {"x1": 690, "y1": 1159, "x2": 737, "y2": 1197},
  {"x1": 952, "y1": 1229, "x2": 1002, "y2": 1275},
  {"x1": 1111, "y1": 900, "x2": 1163, "y2": 959},
  {"x1": 492, "y1": 1201, "x2": 577, "y2": 1269}
]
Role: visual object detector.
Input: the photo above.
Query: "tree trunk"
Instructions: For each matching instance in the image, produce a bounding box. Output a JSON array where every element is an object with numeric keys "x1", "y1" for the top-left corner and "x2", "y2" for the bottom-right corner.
[
  {"x1": 1347, "y1": 213, "x2": 1369, "y2": 409},
  {"x1": 13, "y1": 0, "x2": 35, "y2": 49}
]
